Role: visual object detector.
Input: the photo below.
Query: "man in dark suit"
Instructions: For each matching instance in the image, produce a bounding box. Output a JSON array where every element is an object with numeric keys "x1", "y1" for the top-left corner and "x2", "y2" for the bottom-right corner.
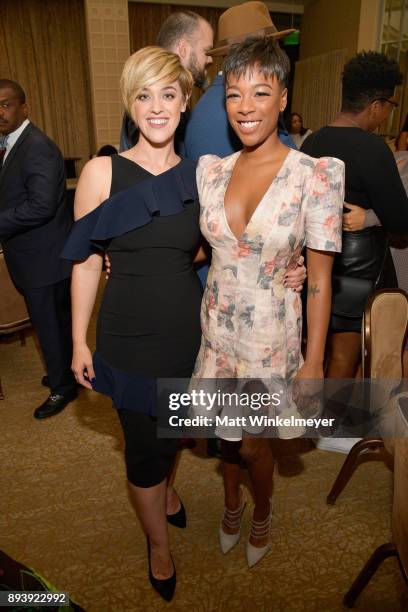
[{"x1": 0, "y1": 79, "x2": 77, "y2": 418}]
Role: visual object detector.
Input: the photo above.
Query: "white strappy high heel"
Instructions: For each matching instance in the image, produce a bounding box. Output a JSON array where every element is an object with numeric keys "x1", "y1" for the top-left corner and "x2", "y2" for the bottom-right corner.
[
  {"x1": 246, "y1": 501, "x2": 273, "y2": 568},
  {"x1": 219, "y1": 491, "x2": 247, "y2": 554}
]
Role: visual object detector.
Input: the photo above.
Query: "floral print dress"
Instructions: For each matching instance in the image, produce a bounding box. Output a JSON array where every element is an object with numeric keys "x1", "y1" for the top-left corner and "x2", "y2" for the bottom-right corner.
[{"x1": 192, "y1": 148, "x2": 344, "y2": 383}]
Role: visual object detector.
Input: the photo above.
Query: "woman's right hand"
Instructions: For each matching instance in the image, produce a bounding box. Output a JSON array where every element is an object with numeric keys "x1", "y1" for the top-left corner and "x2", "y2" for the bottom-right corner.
[{"x1": 72, "y1": 344, "x2": 95, "y2": 389}]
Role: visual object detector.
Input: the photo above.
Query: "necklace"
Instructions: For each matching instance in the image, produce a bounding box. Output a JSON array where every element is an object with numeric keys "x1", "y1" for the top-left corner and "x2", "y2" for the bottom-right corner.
[{"x1": 338, "y1": 114, "x2": 362, "y2": 129}]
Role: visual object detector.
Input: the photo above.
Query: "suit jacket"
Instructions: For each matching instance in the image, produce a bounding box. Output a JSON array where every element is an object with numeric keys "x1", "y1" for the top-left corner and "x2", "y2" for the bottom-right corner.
[
  {"x1": 184, "y1": 73, "x2": 296, "y2": 160},
  {"x1": 0, "y1": 123, "x2": 72, "y2": 289}
]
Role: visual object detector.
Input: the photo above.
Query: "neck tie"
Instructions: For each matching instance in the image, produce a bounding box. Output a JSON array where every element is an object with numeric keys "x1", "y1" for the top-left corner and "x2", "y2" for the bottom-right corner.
[{"x1": 0, "y1": 135, "x2": 8, "y2": 166}]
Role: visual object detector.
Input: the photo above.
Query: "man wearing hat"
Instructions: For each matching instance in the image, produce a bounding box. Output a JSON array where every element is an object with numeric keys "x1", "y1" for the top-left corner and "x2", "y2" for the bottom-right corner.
[{"x1": 185, "y1": 1, "x2": 297, "y2": 286}]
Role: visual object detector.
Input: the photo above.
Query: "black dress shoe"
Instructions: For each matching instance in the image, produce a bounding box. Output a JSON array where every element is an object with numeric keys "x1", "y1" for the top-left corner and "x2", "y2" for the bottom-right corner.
[
  {"x1": 41, "y1": 375, "x2": 50, "y2": 388},
  {"x1": 147, "y1": 539, "x2": 176, "y2": 602},
  {"x1": 167, "y1": 495, "x2": 186, "y2": 529},
  {"x1": 34, "y1": 390, "x2": 78, "y2": 420}
]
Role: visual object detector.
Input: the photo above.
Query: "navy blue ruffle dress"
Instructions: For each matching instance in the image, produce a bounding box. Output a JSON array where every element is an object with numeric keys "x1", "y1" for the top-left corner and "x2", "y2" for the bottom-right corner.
[{"x1": 62, "y1": 155, "x2": 202, "y2": 417}]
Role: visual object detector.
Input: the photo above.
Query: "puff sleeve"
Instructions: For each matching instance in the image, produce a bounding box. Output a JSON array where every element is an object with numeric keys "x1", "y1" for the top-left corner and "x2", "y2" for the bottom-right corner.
[{"x1": 304, "y1": 157, "x2": 344, "y2": 253}]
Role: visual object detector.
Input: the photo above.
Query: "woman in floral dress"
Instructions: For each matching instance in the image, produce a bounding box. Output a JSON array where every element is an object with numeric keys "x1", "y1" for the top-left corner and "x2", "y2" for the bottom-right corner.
[{"x1": 192, "y1": 37, "x2": 345, "y2": 567}]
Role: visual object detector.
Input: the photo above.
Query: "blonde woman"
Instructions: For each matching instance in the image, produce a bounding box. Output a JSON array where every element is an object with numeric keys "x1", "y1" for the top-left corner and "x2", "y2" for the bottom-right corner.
[{"x1": 62, "y1": 47, "x2": 200, "y2": 601}]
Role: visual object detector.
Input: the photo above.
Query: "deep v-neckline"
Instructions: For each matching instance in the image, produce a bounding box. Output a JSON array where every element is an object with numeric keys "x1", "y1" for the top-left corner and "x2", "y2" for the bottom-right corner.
[{"x1": 222, "y1": 148, "x2": 293, "y2": 242}]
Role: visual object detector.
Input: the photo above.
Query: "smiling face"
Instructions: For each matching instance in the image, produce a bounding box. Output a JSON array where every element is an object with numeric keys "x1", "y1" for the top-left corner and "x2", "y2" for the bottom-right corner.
[
  {"x1": 0, "y1": 87, "x2": 28, "y2": 135},
  {"x1": 225, "y1": 67, "x2": 287, "y2": 149},
  {"x1": 130, "y1": 80, "x2": 187, "y2": 146}
]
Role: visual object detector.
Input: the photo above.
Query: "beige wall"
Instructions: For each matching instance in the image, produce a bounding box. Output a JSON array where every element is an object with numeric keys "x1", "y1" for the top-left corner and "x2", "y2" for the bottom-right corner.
[
  {"x1": 292, "y1": 48, "x2": 347, "y2": 129},
  {"x1": 357, "y1": 0, "x2": 383, "y2": 52},
  {"x1": 300, "y1": 0, "x2": 362, "y2": 61},
  {"x1": 84, "y1": 0, "x2": 130, "y2": 151}
]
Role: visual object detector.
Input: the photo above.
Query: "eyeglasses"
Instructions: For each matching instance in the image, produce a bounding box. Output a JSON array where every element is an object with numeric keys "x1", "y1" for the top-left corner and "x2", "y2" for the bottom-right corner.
[{"x1": 372, "y1": 97, "x2": 399, "y2": 109}]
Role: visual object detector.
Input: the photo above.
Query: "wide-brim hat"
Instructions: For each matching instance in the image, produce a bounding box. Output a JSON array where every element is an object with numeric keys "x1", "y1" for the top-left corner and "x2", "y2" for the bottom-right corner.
[{"x1": 209, "y1": 1, "x2": 296, "y2": 57}]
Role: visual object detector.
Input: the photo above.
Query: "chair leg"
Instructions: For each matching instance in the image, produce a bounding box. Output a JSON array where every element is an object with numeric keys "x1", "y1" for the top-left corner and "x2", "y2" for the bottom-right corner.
[
  {"x1": 326, "y1": 437, "x2": 384, "y2": 505},
  {"x1": 343, "y1": 542, "x2": 397, "y2": 608}
]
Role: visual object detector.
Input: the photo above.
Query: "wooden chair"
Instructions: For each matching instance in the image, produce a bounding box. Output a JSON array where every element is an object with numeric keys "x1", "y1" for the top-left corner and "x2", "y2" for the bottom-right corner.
[
  {"x1": 0, "y1": 248, "x2": 31, "y2": 399},
  {"x1": 327, "y1": 289, "x2": 408, "y2": 505},
  {"x1": 343, "y1": 396, "x2": 408, "y2": 607}
]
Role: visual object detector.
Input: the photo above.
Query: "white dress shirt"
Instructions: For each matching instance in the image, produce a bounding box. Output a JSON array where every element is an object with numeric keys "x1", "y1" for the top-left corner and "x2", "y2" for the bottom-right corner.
[{"x1": 3, "y1": 119, "x2": 30, "y2": 161}]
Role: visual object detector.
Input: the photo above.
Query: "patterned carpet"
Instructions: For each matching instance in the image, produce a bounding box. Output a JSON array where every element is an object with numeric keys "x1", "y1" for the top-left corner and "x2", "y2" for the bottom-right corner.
[{"x1": 1, "y1": 315, "x2": 407, "y2": 611}]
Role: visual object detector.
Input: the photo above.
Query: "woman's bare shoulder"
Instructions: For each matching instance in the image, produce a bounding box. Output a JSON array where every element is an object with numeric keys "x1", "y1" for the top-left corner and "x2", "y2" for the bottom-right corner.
[{"x1": 74, "y1": 157, "x2": 112, "y2": 220}]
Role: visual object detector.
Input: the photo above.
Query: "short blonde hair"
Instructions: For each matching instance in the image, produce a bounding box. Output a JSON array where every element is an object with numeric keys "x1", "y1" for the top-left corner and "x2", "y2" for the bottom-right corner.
[{"x1": 120, "y1": 46, "x2": 193, "y2": 115}]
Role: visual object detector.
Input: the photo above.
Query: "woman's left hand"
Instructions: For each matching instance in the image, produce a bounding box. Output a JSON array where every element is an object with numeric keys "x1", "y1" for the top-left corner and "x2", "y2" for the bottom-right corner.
[{"x1": 284, "y1": 255, "x2": 307, "y2": 291}]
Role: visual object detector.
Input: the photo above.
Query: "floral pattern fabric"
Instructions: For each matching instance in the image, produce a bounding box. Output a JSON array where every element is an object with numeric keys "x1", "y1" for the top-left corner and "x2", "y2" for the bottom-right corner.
[{"x1": 193, "y1": 148, "x2": 345, "y2": 381}]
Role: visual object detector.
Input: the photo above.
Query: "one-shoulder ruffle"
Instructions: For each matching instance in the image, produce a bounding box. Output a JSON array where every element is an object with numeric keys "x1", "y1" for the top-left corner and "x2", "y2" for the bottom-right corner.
[{"x1": 61, "y1": 159, "x2": 198, "y2": 260}]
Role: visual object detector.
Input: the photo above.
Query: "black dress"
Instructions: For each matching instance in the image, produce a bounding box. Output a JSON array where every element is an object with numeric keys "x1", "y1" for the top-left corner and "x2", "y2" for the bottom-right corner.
[
  {"x1": 62, "y1": 155, "x2": 202, "y2": 486},
  {"x1": 302, "y1": 127, "x2": 408, "y2": 332}
]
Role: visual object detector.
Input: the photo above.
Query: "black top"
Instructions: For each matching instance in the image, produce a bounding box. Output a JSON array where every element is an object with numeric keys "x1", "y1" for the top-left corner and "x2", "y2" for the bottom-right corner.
[{"x1": 301, "y1": 126, "x2": 408, "y2": 234}]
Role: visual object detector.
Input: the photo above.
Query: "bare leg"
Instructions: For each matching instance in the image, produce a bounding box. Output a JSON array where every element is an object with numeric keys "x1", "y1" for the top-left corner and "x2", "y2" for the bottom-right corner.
[
  {"x1": 128, "y1": 479, "x2": 173, "y2": 579},
  {"x1": 221, "y1": 441, "x2": 243, "y2": 534},
  {"x1": 166, "y1": 451, "x2": 182, "y2": 515},
  {"x1": 325, "y1": 331, "x2": 361, "y2": 379},
  {"x1": 239, "y1": 439, "x2": 274, "y2": 548}
]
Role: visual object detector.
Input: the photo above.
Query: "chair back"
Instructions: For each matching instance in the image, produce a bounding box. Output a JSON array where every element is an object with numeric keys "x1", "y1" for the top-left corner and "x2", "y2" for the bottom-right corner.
[
  {"x1": 0, "y1": 250, "x2": 30, "y2": 333},
  {"x1": 392, "y1": 397, "x2": 408, "y2": 579},
  {"x1": 363, "y1": 289, "x2": 408, "y2": 380},
  {"x1": 362, "y1": 289, "x2": 408, "y2": 445}
]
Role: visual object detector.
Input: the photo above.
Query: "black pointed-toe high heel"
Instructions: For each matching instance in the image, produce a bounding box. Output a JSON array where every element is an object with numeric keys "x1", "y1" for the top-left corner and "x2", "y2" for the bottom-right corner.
[
  {"x1": 166, "y1": 495, "x2": 186, "y2": 529},
  {"x1": 147, "y1": 539, "x2": 176, "y2": 602}
]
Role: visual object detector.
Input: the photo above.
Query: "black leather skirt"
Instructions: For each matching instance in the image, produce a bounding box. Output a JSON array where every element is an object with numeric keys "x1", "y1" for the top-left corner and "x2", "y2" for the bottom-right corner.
[{"x1": 331, "y1": 227, "x2": 397, "y2": 333}]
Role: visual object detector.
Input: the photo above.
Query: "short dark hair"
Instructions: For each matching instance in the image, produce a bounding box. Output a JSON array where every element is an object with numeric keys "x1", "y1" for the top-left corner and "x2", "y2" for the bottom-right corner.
[
  {"x1": 0, "y1": 79, "x2": 26, "y2": 103},
  {"x1": 342, "y1": 51, "x2": 402, "y2": 113},
  {"x1": 157, "y1": 11, "x2": 202, "y2": 51},
  {"x1": 223, "y1": 36, "x2": 290, "y2": 88}
]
